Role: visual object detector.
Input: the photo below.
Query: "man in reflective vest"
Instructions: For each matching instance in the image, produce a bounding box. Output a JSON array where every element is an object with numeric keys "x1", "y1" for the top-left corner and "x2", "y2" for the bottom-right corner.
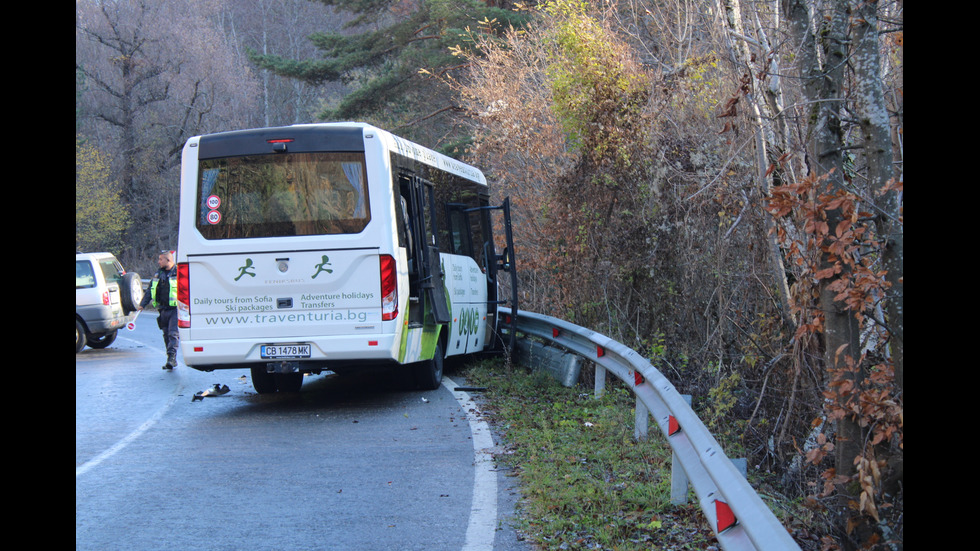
[{"x1": 139, "y1": 250, "x2": 179, "y2": 369}]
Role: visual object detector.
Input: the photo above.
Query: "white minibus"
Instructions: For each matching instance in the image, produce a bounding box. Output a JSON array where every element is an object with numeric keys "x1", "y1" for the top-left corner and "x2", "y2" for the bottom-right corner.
[{"x1": 175, "y1": 123, "x2": 516, "y2": 393}]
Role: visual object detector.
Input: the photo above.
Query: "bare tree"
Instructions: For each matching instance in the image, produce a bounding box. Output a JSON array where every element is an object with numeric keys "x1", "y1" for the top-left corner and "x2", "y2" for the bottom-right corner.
[
  {"x1": 76, "y1": 0, "x2": 258, "y2": 265},
  {"x1": 213, "y1": 0, "x2": 353, "y2": 128}
]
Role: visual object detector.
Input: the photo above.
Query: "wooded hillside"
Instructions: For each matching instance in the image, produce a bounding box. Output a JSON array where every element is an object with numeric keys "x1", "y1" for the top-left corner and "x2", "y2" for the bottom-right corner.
[{"x1": 76, "y1": 1, "x2": 903, "y2": 548}]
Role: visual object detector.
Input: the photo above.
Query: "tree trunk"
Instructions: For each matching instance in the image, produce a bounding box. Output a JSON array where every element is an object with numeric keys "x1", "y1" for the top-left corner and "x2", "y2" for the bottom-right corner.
[
  {"x1": 781, "y1": 0, "x2": 865, "y2": 476},
  {"x1": 852, "y1": 0, "x2": 903, "y2": 394},
  {"x1": 716, "y1": 0, "x2": 795, "y2": 329}
]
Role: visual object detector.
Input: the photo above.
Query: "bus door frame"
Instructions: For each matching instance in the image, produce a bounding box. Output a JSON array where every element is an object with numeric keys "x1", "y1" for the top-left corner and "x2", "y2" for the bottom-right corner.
[
  {"x1": 465, "y1": 197, "x2": 518, "y2": 354},
  {"x1": 399, "y1": 172, "x2": 451, "y2": 327}
]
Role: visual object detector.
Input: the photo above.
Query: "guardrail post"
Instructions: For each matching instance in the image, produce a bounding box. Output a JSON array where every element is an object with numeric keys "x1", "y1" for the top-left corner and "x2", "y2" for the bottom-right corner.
[
  {"x1": 634, "y1": 397, "x2": 649, "y2": 441},
  {"x1": 594, "y1": 363, "x2": 606, "y2": 398},
  {"x1": 671, "y1": 395, "x2": 693, "y2": 505},
  {"x1": 731, "y1": 457, "x2": 748, "y2": 478}
]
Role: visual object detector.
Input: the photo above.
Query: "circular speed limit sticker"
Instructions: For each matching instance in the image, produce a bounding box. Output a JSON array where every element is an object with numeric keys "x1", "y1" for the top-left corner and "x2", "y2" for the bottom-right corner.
[{"x1": 207, "y1": 210, "x2": 221, "y2": 224}]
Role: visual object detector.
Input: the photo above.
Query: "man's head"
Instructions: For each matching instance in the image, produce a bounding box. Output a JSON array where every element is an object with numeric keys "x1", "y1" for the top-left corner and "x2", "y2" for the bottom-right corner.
[{"x1": 158, "y1": 250, "x2": 175, "y2": 269}]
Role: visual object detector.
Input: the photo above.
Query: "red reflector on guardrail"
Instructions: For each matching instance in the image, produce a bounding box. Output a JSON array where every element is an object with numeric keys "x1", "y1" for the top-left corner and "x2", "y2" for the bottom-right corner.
[
  {"x1": 596, "y1": 345, "x2": 604, "y2": 357},
  {"x1": 634, "y1": 371, "x2": 644, "y2": 385},
  {"x1": 668, "y1": 415, "x2": 680, "y2": 435},
  {"x1": 715, "y1": 500, "x2": 736, "y2": 532},
  {"x1": 553, "y1": 328, "x2": 560, "y2": 338}
]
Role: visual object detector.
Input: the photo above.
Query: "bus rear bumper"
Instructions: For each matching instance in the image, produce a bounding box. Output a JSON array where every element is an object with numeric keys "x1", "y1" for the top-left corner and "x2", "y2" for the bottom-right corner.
[{"x1": 179, "y1": 334, "x2": 400, "y2": 372}]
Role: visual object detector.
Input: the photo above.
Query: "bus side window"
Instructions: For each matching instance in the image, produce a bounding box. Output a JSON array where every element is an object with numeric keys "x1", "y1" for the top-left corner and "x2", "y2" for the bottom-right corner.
[
  {"x1": 400, "y1": 194, "x2": 414, "y2": 268},
  {"x1": 396, "y1": 174, "x2": 413, "y2": 247},
  {"x1": 446, "y1": 204, "x2": 473, "y2": 258}
]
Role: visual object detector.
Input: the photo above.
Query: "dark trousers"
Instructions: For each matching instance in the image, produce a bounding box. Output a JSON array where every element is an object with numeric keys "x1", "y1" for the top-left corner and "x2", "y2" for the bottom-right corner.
[{"x1": 158, "y1": 308, "x2": 179, "y2": 358}]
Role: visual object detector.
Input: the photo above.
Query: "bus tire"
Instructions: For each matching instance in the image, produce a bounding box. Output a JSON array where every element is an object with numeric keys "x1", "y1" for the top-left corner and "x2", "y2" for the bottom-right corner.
[
  {"x1": 414, "y1": 341, "x2": 444, "y2": 390},
  {"x1": 275, "y1": 372, "x2": 304, "y2": 393},
  {"x1": 250, "y1": 365, "x2": 278, "y2": 394}
]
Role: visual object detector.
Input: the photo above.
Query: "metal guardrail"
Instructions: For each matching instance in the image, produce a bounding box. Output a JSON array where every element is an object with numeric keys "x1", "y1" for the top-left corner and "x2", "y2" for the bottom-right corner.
[{"x1": 498, "y1": 307, "x2": 800, "y2": 551}]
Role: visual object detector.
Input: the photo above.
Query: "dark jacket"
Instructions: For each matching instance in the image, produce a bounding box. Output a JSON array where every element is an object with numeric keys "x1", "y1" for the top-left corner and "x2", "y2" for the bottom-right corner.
[{"x1": 141, "y1": 265, "x2": 178, "y2": 310}]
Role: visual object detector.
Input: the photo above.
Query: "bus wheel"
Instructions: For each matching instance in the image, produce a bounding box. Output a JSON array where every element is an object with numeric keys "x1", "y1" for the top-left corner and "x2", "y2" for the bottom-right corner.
[
  {"x1": 250, "y1": 365, "x2": 278, "y2": 394},
  {"x1": 275, "y1": 372, "x2": 304, "y2": 393},
  {"x1": 414, "y1": 342, "x2": 444, "y2": 390}
]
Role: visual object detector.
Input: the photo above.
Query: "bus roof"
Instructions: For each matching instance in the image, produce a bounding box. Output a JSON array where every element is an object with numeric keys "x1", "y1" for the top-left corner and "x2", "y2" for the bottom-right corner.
[
  {"x1": 296, "y1": 123, "x2": 488, "y2": 187},
  {"x1": 191, "y1": 122, "x2": 488, "y2": 187}
]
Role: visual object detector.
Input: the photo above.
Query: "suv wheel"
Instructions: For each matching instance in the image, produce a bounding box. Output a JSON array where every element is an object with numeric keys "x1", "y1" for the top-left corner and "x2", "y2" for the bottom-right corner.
[
  {"x1": 120, "y1": 272, "x2": 143, "y2": 314},
  {"x1": 86, "y1": 330, "x2": 118, "y2": 349},
  {"x1": 76, "y1": 319, "x2": 87, "y2": 353}
]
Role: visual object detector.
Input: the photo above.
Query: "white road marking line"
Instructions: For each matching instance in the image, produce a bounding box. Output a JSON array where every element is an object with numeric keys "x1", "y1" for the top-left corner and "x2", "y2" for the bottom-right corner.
[
  {"x1": 78, "y1": 340, "x2": 500, "y2": 551},
  {"x1": 76, "y1": 335, "x2": 182, "y2": 478},
  {"x1": 444, "y1": 376, "x2": 497, "y2": 551}
]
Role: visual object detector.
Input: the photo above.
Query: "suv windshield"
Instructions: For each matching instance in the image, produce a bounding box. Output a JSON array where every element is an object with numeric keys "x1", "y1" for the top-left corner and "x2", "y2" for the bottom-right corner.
[{"x1": 196, "y1": 152, "x2": 370, "y2": 239}]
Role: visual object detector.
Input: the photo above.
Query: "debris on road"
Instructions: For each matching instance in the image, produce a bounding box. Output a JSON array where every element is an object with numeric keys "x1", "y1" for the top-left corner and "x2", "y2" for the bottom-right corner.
[{"x1": 192, "y1": 384, "x2": 230, "y2": 401}]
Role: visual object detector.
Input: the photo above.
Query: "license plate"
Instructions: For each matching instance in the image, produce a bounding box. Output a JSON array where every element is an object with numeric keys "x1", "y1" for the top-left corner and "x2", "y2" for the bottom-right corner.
[{"x1": 260, "y1": 344, "x2": 311, "y2": 359}]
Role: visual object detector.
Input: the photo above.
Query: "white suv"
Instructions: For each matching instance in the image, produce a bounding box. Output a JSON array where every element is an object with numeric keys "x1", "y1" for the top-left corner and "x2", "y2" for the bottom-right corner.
[{"x1": 76, "y1": 252, "x2": 143, "y2": 352}]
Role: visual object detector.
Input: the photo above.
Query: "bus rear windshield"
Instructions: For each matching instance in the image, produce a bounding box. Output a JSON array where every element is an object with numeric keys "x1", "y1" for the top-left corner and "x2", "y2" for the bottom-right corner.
[{"x1": 196, "y1": 152, "x2": 370, "y2": 239}]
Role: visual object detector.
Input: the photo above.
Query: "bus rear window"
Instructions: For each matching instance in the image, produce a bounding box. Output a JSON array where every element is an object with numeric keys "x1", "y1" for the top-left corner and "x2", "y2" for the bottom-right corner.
[{"x1": 196, "y1": 152, "x2": 370, "y2": 239}]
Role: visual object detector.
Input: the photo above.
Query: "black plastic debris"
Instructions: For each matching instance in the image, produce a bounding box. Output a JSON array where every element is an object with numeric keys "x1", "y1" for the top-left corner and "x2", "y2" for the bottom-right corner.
[{"x1": 192, "y1": 384, "x2": 230, "y2": 402}]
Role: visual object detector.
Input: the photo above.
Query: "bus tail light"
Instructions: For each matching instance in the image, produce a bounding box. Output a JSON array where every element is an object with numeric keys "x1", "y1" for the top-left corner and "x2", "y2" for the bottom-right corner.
[
  {"x1": 177, "y1": 262, "x2": 190, "y2": 328},
  {"x1": 380, "y1": 255, "x2": 397, "y2": 321}
]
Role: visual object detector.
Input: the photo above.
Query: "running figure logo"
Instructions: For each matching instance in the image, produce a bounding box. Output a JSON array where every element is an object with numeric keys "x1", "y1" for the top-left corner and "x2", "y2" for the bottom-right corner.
[
  {"x1": 235, "y1": 258, "x2": 256, "y2": 281},
  {"x1": 312, "y1": 255, "x2": 334, "y2": 279}
]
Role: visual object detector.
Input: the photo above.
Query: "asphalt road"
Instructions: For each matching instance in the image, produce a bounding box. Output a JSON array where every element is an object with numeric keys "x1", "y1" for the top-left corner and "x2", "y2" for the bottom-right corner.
[{"x1": 76, "y1": 312, "x2": 529, "y2": 551}]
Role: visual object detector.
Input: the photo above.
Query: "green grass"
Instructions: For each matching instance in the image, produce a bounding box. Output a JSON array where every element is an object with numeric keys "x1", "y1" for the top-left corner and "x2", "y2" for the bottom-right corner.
[{"x1": 462, "y1": 359, "x2": 717, "y2": 550}]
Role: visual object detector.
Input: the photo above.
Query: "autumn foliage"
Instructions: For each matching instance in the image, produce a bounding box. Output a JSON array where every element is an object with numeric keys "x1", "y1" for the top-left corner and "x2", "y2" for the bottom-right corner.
[
  {"x1": 452, "y1": 1, "x2": 902, "y2": 548},
  {"x1": 767, "y1": 171, "x2": 903, "y2": 539}
]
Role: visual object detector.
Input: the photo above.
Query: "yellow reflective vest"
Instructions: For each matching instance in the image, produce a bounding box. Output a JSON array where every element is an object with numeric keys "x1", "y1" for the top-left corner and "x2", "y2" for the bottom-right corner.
[{"x1": 150, "y1": 272, "x2": 178, "y2": 308}]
